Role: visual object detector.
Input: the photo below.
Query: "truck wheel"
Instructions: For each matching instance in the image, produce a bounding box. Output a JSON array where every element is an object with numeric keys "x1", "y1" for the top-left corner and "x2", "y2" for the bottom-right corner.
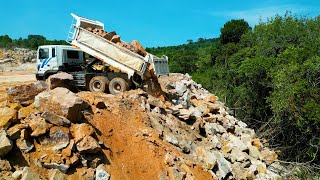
[
  {"x1": 109, "y1": 77, "x2": 129, "y2": 95},
  {"x1": 89, "y1": 76, "x2": 109, "y2": 93}
]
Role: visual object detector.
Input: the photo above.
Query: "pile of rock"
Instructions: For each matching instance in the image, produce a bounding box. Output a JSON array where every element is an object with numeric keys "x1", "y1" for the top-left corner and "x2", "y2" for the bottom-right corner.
[
  {"x1": 144, "y1": 73, "x2": 282, "y2": 179},
  {"x1": 0, "y1": 72, "x2": 284, "y2": 179},
  {"x1": 0, "y1": 80, "x2": 109, "y2": 179},
  {"x1": 0, "y1": 48, "x2": 36, "y2": 64},
  {"x1": 85, "y1": 27, "x2": 147, "y2": 57}
]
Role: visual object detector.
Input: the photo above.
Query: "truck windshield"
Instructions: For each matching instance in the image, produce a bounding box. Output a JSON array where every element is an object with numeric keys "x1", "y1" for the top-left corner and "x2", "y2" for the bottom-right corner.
[{"x1": 39, "y1": 48, "x2": 49, "y2": 59}]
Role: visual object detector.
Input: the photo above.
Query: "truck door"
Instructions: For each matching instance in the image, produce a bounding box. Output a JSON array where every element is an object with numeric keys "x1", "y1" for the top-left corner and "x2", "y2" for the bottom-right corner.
[{"x1": 38, "y1": 47, "x2": 58, "y2": 71}]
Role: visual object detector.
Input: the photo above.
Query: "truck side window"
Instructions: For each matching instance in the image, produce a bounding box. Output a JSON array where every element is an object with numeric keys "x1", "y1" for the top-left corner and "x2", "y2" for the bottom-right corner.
[
  {"x1": 52, "y1": 48, "x2": 56, "y2": 57},
  {"x1": 67, "y1": 50, "x2": 79, "y2": 59},
  {"x1": 39, "y1": 48, "x2": 49, "y2": 59}
]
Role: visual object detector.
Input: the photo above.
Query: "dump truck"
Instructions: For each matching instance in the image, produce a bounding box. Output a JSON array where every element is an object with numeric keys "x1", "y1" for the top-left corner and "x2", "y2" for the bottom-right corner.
[{"x1": 36, "y1": 13, "x2": 169, "y2": 94}]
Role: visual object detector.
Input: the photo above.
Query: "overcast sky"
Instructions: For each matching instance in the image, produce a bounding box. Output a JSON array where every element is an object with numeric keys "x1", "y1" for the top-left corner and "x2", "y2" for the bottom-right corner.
[{"x1": 0, "y1": 0, "x2": 318, "y2": 47}]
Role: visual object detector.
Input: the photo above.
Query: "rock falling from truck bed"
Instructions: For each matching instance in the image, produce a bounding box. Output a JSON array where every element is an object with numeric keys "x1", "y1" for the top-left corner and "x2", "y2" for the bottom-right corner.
[{"x1": 85, "y1": 27, "x2": 148, "y2": 57}]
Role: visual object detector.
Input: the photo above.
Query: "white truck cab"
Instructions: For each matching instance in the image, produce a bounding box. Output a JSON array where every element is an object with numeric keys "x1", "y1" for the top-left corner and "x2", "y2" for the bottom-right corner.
[{"x1": 36, "y1": 45, "x2": 84, "y2": 80}]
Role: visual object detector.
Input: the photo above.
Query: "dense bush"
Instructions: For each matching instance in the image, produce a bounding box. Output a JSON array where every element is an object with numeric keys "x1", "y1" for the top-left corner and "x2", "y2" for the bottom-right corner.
[{"x1": 148, "y1": 14, "x2": 320, "y2": 164}]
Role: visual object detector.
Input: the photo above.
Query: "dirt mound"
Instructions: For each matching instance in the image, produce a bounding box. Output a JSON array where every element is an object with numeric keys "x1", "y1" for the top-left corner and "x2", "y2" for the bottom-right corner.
[{"x1": 0, "y1": 73, "x2": 284, "y2": 179}]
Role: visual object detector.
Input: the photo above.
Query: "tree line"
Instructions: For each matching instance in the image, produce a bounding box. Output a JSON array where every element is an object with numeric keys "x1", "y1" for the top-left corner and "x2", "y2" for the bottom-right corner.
[
  {"x1": 0, "y1": 35, "x2": 68, "y2": 50},
  {"x1": 147, "y1": 14, "x2": 320, "y2": 167}
]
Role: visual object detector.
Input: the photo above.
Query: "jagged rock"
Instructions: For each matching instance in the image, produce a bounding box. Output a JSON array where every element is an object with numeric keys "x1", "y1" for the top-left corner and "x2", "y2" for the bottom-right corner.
[
  {"x1": 96, "y1": 164, "x2": 110, "y2": 180},
  {"x1": 231, "y1": 162, "x2": 250, "y2": 180},
  {"x1": 76, "y1": 136, "x2": 101, "y2": 154},
  {"x1": 9, "y1": 102, "x2": 21, "y2": 111},
  {"x1": 16, "y1": 139, "x2": 34, "y2": 152},
  {"x1": 111, "y1": 35, "x2": 121, "y2": 44},
  {"x1": 204, "y1": 123, "x2": 226, "y2": 135},
  {"x1": 70, "y1": 123, "x2": 94, "y2": 143},
  {"x1": 204, "y1": 95, "x2": 218, "y2": 103},
  {"x1": 0, "y1": 130, "x2": 13, "y2": 157},
  {"x1": 34, "y1": 87, "x2": 84, "y2": 122},
  {"x1": 147, "y1": 95, "x2": 165, "y2": 108},
  {"x1": 0, "y1": 159, "x2": 12, "y2": 171},
  {"x1": 21, "y1": 167, "x2": 40, "y2": 180},
  {"x1": 261, "y1": 149, "x2": 278, "y2": 165},
  {"x1": 6, "y1": 81, "x2": 48, "y2": 107},
  {"x1": 213, "y1": 151, "x2": 232, "y2": 179},
  {"x1": 73, "y1": 167, "x2": 95, "y2": 180},
  {"x1": 6, "y1": 124, "x2": 28, "y2": 139},
  {"x1": 247, "y1": 143, "x2": 263, "y2": 160},
  {"x1": 41, "y1": 112, "x2": 71, "y2": 126},
  {"x1": 62, "y1": 139, "x2": 75, "y2": 157},
  {"x1": 177, "y1": 109, "x2": 192, "y2": 120},
  {"x1": 175, "y1": 82, "x2": 187, "y2": 96},
  {"x1": 131, "y1": 40, "x2": 147, "y2": 57},
  {"x1": 18, "y1": 104, "x2": 39, "y2": 120},
  {"x1": 12, "y1": 170, "x2": 23, "y2": 180},
  {"x1": 39, "y1": 126, "x2": 70, "y2": 150},
  {"x1": 48, "y1": 169, "x2": 67, "y2": 180},
  {"x1": 0, "y1": 107, "x2": 17, "y2": 128},
  {"x1": 228, "y1": 134, "x2": 247, "y2": 151},
  {"x1": 167, "y1": 167, "x2": 186, "y2": 180},
  {"x1": 43, "y1": 163, "x2": 70, "y2": 173},
  {"x1": 81, "y1": 154, "x2": 102, "y2": 168},
  {"x1": 196, "y1": 147, "x2": 217, "y2": 170},
  {"x1": 48, "y1": 72, "x2": 76, "y2": 91},
  {"x1": 27, "y1": 117, "x2": 53, "y2": 137},
  {"x1": 230, "y1": 147, "x2": 249, "y2": 162}
]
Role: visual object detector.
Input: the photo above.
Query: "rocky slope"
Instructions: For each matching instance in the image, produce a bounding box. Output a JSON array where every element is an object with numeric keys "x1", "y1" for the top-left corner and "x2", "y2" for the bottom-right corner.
[{"x1": 0, "y1": 73, "x2": 283, "y2": 179}]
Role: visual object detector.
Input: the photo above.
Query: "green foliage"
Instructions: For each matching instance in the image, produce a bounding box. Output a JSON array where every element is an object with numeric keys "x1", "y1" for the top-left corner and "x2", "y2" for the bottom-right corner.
[
  {"x1": 220, "y1": 19, "x2": 251, "y2": 44},
  {"x1": 0, "y1": 34, "x2": 68, "y2": 50},
  {"x1": 149, "y1": 14, "x2": 320, "y2": 164}
]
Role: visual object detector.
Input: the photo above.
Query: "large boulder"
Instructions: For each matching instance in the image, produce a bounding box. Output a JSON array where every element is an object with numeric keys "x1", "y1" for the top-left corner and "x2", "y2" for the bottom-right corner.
[
  {"x1": 34, "y1": 87, "x2": 84, "y2": 122},
  {"x1": 70, "y1": 123, "x2": 94, "y2": 143},
  {"x1": 48, "y1": 72, "x2": 76, "y2": 92},
  {"x1": 0, "y1": 130, "x2": 13, "y2": 157},
  {"x1": 41, "y1": 112, "x2": 71, "y2": 126},
  {"x1": 0, "y1": 107, "x2": 17, "y2": 128},
  {"x1": 6, "y1": 81, "x2": 48, "y2": 107}
]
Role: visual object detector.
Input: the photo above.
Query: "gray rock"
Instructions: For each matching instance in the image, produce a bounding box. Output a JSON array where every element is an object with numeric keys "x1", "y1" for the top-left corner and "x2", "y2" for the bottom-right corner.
[
  {"x1": 213, "y1": 151, "x2": 232, "y2": 179},
  {"x1": 175, "y1": 82, "x2": 187, "y2": 96},
  {"x1": 21, "y1": 167, "x2": 40, "y2": 180},
  {"x1": 41, "y1": 112, "x2": 71, "y2": 126},
  {"x1": 16, "y1": 139, "x2": 34, "y2": 153},
  {"x1": 39, "y1": 126, "x2": 70, "y2": 150},
  {"x1": 0, "y1": 130, "x2": 13, "y2": 157},
  {"x1": 96, "y1": 165, "x2": 110, "y2": 180},
  {"x1": 43, "y1": 163, "x2": 70, "y2": 173}
]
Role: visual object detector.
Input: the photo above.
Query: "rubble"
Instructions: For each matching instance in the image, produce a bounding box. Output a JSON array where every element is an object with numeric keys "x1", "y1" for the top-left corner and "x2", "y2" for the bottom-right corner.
[
  {"x1": 0, "y1": 73, "x2": 284, "y2": 179},
  {"x1": 85, "y1": 27, "x2": 147, "y2": 57}
]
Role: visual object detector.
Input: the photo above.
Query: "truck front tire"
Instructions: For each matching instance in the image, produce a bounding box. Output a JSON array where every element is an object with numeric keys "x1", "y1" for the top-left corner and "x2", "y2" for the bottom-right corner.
[
  {"x1": 109, "y1": 77, "x2": 129, "y2": 95},
  {"x1": 89, "y1": 76, "x2": 109, "y2": 93}
]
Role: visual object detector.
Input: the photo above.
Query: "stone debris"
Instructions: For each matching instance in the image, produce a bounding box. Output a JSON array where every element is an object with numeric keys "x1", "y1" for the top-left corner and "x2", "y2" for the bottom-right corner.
[
  {"x1": 85, "y1": 27, "x2": 147, "y2": 57},
  {"x1": 0, "y1": 73, "x2": 284, "y2": 179}
]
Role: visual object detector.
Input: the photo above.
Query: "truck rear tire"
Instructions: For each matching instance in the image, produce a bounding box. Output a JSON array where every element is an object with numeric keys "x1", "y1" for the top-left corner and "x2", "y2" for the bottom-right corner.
[
  {"x1": 109, "y1": 77, "x2": 129, "y2": 95},
  {"x1": 89, "y1": 76, "x2": 109, "y2": 93}
]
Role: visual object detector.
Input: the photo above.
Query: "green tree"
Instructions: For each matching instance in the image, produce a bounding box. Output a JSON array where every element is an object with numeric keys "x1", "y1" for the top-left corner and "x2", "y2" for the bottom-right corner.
[{"x1": 220, "y1": 19, "x2": 251, "y2": 44}]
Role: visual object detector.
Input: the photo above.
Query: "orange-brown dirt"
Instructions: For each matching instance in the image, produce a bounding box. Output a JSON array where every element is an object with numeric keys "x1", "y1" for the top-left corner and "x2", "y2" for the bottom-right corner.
[{"x1": 77, "y1": 91, "x2": 213, "y2": 180}]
